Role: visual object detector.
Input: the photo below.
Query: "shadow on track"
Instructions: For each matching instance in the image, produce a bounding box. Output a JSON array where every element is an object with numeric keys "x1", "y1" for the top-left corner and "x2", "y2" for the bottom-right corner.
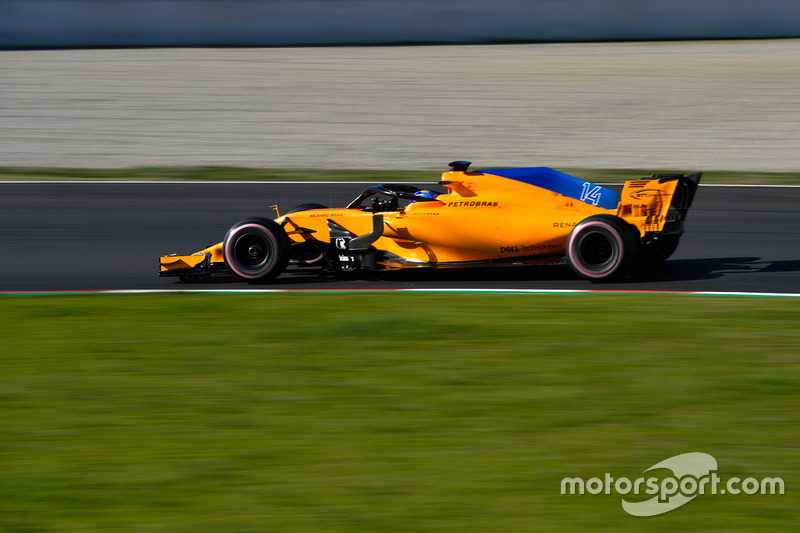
[
  {"x1": 169, "y1": 257, "x2": 800, "y2": 288},
  {"x1": 643, "y1": 257, "x2": 800, "y2": 283}
]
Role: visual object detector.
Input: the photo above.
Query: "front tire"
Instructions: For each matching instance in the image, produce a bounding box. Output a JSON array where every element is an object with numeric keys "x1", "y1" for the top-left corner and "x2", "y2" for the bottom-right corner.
[
  {"x1": 567, "y1": 215, "x2": 639, "y2": 282},
  {"x1": 223, "y1": 218, "x2": 289, "y2": 282}
]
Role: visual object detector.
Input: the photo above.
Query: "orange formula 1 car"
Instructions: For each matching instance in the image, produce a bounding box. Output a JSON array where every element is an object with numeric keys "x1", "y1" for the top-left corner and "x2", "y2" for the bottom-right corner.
[{"x1": 159, "y1": 161, "x2": 701, "y2": 283}]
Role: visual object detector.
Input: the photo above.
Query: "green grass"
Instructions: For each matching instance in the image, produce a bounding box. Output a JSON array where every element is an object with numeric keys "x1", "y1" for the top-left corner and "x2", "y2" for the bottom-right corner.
[
  {"x1": 1, "y1": 166, "x2": 800, "y2": 185},
  {"x1": 1, "y1": 293, "x2": 798, "y2": 532}
]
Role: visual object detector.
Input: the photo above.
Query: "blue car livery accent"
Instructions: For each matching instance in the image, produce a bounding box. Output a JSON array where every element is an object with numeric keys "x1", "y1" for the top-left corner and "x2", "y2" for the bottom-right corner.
[{"x1": 483, "y1": 167, "x2": 619, "y2": 210}]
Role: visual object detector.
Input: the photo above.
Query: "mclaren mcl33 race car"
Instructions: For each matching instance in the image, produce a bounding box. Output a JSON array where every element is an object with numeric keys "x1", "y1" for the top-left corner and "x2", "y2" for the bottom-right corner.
[{"x1": 159, "y1": 161, "x2": 701, "y2": 283}]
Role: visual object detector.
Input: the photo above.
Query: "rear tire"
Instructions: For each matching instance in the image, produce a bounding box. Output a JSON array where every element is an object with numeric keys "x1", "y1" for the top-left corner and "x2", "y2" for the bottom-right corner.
[
  {"x1": 223, "y1": 218, "x2": 290, "y2": 283},
  {"x1": 567, "y1": 215, "x2": 639, "y2": 282}
]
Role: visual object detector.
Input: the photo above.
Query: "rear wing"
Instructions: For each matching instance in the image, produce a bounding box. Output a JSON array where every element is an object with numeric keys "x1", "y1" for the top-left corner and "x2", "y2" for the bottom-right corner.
[{"x1": 617, "y1": 173, "x2": 702, "y2": 236}]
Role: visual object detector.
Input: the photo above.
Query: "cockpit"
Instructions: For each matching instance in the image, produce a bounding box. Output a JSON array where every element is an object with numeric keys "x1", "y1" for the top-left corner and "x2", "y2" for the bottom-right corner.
[{"x1": 346, "y1": 184, "x2": 443, "y2": 213}]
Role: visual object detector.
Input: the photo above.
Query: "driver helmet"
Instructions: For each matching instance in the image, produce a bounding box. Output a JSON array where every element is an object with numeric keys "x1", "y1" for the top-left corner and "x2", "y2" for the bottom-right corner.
[{"x1": 413, "y1": 189, "x2": 438, "y2": 200}]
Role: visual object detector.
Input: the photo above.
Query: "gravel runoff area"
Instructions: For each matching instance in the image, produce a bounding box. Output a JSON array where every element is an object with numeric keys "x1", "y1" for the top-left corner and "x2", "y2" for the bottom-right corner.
[{"x1": 1, "y1": 39, "x2": 799, "y2": 171}]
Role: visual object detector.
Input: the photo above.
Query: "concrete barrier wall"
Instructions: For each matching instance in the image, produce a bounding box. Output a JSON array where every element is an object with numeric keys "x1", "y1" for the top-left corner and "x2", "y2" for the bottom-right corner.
[{"x1": 2, "y1": 0, "x2": 800, "y2": 48}]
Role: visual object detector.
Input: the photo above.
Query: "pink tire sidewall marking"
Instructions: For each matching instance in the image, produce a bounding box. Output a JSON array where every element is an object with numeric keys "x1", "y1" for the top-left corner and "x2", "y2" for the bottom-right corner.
[
  {"x1": 568, "y1": 220, "x2": 625, "y2": 279},
  {"x1": 224, "y1": 223, "x2": 280, "y2": 280}
]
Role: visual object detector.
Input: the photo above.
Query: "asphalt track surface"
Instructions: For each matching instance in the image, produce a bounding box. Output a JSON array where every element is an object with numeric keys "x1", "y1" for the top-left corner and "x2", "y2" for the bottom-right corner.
[{"x1": 2, "y1": 182, "x2": 799, "y2": 293}]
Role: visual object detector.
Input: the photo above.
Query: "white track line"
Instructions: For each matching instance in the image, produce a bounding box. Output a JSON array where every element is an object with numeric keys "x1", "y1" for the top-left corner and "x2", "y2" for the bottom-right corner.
[
  {"x1": 0, "y1": 181, "x2": 392, "y2": 185},
  {"x1": 3, "y1": 289, "x2": 799, "y2": 297}
]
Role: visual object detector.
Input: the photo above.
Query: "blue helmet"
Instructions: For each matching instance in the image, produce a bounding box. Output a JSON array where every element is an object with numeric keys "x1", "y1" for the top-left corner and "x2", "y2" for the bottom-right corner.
[{"x1": 413, "y1": 189, "x2": 438, "y2": 200}]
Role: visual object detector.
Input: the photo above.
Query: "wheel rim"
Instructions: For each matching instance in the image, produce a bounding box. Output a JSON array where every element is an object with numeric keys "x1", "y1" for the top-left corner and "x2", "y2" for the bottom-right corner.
[
  {"x1": 577, "y1": 230, "x2": 618, "y2": 272},
  {"x1": 231, "y1": 231, "x2": 274, "y2": 273}
]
